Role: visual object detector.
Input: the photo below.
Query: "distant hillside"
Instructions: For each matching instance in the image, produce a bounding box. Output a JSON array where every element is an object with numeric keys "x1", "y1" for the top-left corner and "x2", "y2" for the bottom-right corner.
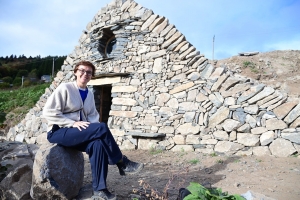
[{"x1": 0, "y1": 55, "x2": 66, "y2": 88}]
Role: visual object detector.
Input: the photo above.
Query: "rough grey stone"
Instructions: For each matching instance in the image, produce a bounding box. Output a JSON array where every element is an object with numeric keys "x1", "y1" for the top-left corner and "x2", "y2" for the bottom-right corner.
[
  {"x1": 222, "y1": 119, "x2": 241, "y2": 132},
  {"x1": 237, "y1": 84, "x2": 265, "y2": 104},
  {"x1": 281, "y1": 131, "x2": 300, "y2": 144},
  {"x1": 171, "y1": 145, "x2": 194, "y2": 152},
  {"x1": 213, "y1": 131, "x2": 228, "y2": 141},
  {"x1": 247, "y1": 87, "x2": 275, "y2": 104},
  {"x1": 252, "y1": 146, "x2": 271, "y2": 156},
  {"x1": 265, "y1": 118, "x2": 287, "y2": 130},
  {"x1": 31, "y1": 144, "x2": 84, "y2": 200},
  {"x1": 214, "y1": 141, "x2": 244, "y2": 155},
  {"x1": 208, "y1": 106, "x2": 230, "y2": 128},
  {"x1": 237, "y1": 123, "x2": 251, "y2": 133},
  {"x1": 269, "y1": 138, "x2": 296, "y2": 157},
  {"x1": 260, "y1": 131, "x2": 275, "y2": 146},
  {"x1": 237, "y1": 133, "x2": 260, "y2": 147},
  {"x1": 284, "y1": 103, "x2": 300, "y2": 124},
  {"x1": 176, "y1": 123, "x2": 200, "y2": 135}
]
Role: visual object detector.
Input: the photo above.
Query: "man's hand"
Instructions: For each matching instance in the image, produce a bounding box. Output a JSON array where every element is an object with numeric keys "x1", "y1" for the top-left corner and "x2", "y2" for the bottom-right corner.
[{"x1": 73, "y1": 121, "x2": 90, "y2": 131}]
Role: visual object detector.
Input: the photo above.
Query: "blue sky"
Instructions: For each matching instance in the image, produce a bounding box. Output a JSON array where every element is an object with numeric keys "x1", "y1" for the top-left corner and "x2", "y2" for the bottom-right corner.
[{"x1": 0, "y1": 0, "x2": 299, "y2": 60}]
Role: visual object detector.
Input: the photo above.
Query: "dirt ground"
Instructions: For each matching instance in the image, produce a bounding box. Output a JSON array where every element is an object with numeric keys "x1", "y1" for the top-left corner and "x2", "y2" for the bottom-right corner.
[{"x1": 79, "y1": 150, "x2": 300, "y2": 200}]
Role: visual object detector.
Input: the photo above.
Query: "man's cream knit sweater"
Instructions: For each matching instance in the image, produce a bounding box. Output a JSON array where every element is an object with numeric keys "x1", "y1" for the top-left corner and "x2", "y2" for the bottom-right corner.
[{"x1": 43, "y1": 82, "x2": 99, "y2": 132}]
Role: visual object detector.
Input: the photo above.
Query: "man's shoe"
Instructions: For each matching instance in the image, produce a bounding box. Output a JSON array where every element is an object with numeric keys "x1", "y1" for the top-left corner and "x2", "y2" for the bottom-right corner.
[
  {"x1": 91, "y1": 189, "x2": 117, "y2": 200},
  {"x1": 117, "y1": 155, "x2": 144, "y2": 176}
]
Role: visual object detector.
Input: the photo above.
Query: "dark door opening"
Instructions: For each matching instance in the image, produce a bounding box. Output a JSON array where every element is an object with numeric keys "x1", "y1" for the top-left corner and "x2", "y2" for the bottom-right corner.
[{"x1": 94, "y1": 85, "x2": 112, "y2": 123}]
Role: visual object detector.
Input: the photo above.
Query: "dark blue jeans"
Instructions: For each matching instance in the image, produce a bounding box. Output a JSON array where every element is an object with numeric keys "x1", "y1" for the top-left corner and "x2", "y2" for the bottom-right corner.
[{"x1": 47, "y1": 122, "x2": 123, "y2": 191}]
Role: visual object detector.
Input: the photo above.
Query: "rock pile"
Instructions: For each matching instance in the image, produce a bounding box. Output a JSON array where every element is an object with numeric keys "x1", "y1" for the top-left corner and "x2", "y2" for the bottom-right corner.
[
  {"x1": 0, "y1": 141, "x2": 38, "y2": 199},
  {"x1": 0, "y1": 141, "x2": 84, "y2": 200},
  {"x1": 5, "y1": 0, "x2": 300, "y2": 157}
]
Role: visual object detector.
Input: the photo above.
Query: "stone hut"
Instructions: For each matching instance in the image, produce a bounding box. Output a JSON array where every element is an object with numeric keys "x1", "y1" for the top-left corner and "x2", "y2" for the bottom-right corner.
[{"x1": 6, "y1": 0, "x2": 300, "y2": 157}]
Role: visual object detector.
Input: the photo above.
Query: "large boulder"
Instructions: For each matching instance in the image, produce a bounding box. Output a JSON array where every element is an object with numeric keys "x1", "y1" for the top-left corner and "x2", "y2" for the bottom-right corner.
[
  {"x1": 30, "y1": 143, "x2": 84, "y2": 200},
  {"x1": 0, "y1": 141, "x2": 38, "y2": 200}
]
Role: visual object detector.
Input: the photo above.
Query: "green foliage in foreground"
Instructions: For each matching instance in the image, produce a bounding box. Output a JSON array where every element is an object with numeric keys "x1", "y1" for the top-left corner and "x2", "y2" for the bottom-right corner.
[
  {"x1": 184, "y1": 182, "x2": 245, "y2": 200},
  {"x1": 0, "y1": 83, "x2": 50, "y2": 125}
]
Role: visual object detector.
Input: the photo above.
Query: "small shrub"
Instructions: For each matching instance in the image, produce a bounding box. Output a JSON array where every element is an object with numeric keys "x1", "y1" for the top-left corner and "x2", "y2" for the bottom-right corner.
[
  {"x1": 2, "y1": 76, "x2": 13, "y2": 84},
  {"x1": 0, "y1": 82, "x2": 10, "y2": 89},
  {"x1": 13, "y1": 77, "x2": 22, "y2": 86},
  {"x1": 243, "y1": 61, "x2": 252, "y2": 67},
  {"x1": 216, "y1": 159, "x2": 224, "y2": 164},
  {"x1": 189, "y1": 159, "x2": 199, "y2": 165},
  {"x1": 23, "y1": 80, "x2": 31, "y2": 87},
  {"x1": 210, "y1": 152, "x2": 217, "y2": 157}
]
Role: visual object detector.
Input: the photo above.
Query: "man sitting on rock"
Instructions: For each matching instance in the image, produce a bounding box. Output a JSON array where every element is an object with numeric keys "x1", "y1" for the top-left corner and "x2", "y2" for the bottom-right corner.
[{"x1": 43, "y1": 60, "x2": 143, "y2": 200}]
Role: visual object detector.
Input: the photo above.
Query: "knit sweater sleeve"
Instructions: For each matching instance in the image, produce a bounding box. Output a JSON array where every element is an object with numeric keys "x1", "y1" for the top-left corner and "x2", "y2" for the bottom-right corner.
[{"x1": 43, "y1": 83, "x2": 79, "y2": 128}]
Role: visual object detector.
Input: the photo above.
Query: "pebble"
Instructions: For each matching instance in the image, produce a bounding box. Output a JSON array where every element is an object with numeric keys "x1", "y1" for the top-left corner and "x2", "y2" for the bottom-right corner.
[{"x1": 234, "y1": 183, "x2": 241, "y2": 188}]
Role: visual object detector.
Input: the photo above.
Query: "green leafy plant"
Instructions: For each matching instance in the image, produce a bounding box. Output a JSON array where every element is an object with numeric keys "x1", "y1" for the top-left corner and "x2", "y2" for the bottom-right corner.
[
  {"x1": 291, "y1": 153, "x2": 299, "y2": 157},
  {"x1": 189, "y1": 159, "x2": 199, "y2": 165},
  {"x1": 184, "y1": 182, "x2": 245, "y2": 200},
  {"x1": 243, "y1": 61, "x2": 253, "y2": 68},
  {"x1": 216, "y1": 159, "x2": 224, "y2": 164},
  {"x1": 210, "y1": 152, "x2": 217, "y2": 157}
]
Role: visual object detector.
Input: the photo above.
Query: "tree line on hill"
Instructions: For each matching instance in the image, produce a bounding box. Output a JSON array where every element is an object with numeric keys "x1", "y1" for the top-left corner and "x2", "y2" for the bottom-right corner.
[{"x1": 0, "y1": 55, "x2": 66, "y2": 88}]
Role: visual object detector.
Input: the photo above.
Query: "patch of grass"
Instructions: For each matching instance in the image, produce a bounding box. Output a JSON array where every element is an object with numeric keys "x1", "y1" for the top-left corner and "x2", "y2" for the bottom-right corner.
[
  {"x1": 0, "y1": 83, "x2": 50, "y2": 126},
  {"x1": 256, "y1": 159, "x2": 262, "y2": 162},
  {"x1": 179, "y1": 147, "x2": 187, "y2": 157},
  {"x1": 149, "y1": 147, "x2": 163, "y2": 155},
  {"x1": 210, "y1": 152, "x2": 217, "y2": 157},
  {"x1": 216, "y1": 159, "x2": 223, "y2": 164},
  {"x1": 234, "y1": 159, "x2": 240, "y2": 163},
  {"x1": 189, "y1": 159, "x2": 199, "y2": 165},
  {"x1": 250, "y1": 67, "x2": 259, "y2": 73},
  {"x1": 243, "y1": 61, "x2": 254, "y2": 68}
]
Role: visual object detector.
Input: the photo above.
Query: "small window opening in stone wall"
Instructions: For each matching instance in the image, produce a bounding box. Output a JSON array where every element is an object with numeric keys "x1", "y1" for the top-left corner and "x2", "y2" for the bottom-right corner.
[
  {"x1": 98, "y1": 28, "x2": 115, "y2": 58},
  {"x1": 93, "y1": 85, "x2": 112, "y2": 123}
]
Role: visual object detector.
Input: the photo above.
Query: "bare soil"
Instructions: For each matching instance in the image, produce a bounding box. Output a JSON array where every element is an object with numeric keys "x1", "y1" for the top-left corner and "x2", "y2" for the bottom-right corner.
[
  {"x1": 79, "y1": 150, "x2": 300, "y2": 200},
  {"x1": 216, "y1": 50, "x2": 300, "y2": 98}
]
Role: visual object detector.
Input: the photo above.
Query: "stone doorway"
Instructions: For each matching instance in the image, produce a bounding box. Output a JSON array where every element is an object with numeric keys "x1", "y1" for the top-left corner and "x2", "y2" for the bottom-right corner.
[{"x1": 94, "y1": 85, "x2": 112, "y2": 123}]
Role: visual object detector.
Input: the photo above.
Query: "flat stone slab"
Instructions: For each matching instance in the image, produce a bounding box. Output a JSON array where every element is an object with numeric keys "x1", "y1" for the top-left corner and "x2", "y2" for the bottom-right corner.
[
  {"x1": 125, "y1": 132, "x2": 166, "y2": 138},
  {"x1": 238, "y1": 51, "x2": 259, "y2": 56}
]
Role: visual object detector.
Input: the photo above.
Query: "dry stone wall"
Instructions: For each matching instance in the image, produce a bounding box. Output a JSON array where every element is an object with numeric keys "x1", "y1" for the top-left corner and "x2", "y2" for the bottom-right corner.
[{"x1": 6, "y1": 0, "x2": 300, "y2": 157}]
